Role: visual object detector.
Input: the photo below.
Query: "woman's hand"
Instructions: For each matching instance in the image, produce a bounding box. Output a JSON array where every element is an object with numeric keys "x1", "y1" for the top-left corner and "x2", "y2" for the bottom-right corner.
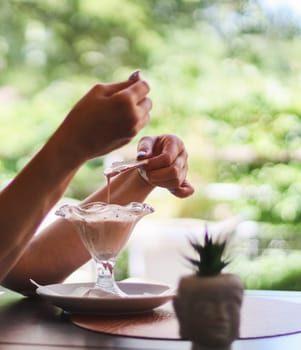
[
  {"x1": 54, "y1": 73, "x2": 152, "y2": 166},
  {"x1": 137, "y1": 134, "x2": 194, "y2": 198}
]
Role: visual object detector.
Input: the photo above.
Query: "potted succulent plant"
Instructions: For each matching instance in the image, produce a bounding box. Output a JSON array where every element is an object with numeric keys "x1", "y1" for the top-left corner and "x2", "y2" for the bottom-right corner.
[{"x1": 173, "y1": 226, "x2": 244, "y2": 350}]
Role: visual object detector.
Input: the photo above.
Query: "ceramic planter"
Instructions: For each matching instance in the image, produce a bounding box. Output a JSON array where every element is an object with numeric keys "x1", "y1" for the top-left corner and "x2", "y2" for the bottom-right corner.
[{"x1": 173, "y1": 273, "x2": 244, "y2": 349}]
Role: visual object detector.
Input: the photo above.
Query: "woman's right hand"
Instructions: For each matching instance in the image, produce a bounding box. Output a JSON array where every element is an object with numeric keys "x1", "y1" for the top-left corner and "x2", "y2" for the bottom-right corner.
[{"x1": 54, "y1": 73, "x2": 152, "y2": 166}]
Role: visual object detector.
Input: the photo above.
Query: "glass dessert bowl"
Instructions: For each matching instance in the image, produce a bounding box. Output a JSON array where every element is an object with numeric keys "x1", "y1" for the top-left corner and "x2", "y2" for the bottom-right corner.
[{"x1": 56, "y1": 201, "x2": 154, "y2": 296}]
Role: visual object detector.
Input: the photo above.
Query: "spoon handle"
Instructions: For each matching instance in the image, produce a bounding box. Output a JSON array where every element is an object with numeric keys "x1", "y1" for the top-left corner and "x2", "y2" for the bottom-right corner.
[{"x1": 104, "y1": 158, "x2": 148, "y2": 177}]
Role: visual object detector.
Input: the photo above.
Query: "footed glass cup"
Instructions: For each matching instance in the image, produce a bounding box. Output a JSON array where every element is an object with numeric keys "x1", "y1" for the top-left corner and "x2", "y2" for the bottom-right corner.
[{"x1": 56, "y1": 201, "x2": 154, "y2": 296}]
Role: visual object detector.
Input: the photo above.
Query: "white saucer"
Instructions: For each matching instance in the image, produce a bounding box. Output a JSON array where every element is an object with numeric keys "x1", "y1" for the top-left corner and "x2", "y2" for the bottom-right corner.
[{"x1": 36, "y1": 281, "x2": 175, "y2": 314}]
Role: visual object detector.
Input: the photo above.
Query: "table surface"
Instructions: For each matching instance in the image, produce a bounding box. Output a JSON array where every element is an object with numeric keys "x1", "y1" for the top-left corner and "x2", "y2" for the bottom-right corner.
[{"x1": 1, "y1": 286, "x2": 301, "y2": 350}]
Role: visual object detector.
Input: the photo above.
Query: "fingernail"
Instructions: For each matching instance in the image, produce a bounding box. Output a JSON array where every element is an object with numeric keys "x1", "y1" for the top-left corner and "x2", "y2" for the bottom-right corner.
[
  {"x1": 137, "y1": 151, "x2": 147, "y2": 159},
  {"x1": 129, "y1": 70, "x2": 140, "y2": 81}
]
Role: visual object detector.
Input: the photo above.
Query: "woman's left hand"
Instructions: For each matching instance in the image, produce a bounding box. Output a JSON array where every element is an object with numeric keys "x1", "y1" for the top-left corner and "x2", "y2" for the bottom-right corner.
[{"x1": 137, "y1": 134, "x2": 195, "y2": 198}]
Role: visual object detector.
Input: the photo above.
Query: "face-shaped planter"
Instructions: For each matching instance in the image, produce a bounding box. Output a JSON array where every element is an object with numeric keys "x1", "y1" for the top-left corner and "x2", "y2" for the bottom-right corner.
[{"x1": 173, "y1": 273, "x2": 244, "y2": 349}]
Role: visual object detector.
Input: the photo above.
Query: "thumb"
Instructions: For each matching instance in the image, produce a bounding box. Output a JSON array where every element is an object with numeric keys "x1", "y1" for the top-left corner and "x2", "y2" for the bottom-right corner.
[
  {"x1": 103, "y1": 70, "x2": 141, "y2": 96},
  {"x1": 137, "y1": 136, "x2": 156, "y2": 159}
]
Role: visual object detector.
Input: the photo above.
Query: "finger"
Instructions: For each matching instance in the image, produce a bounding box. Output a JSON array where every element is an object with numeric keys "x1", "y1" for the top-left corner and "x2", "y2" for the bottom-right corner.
[
  {"x1": 102, "y1": 80, "x2": 135, "y2": 97},
  {"x1": 136, "y1": 111, "x2": 151, "y2": 134},
  {"x1": 146, "y1": 168, "x2": 194, "y2": 197},
  {"x1": 128, "y1": 70, "x2": 140, "y2": 81},
  {"x1": 138, "y1": 98, "x2": 152, "y2": 133},
  {"x1": 170, "y1": 180, "x2": 195, "y2": 198},
  {"x1": 137, "y1": 97, "x2": 152, "y2": 118},
  {"x1": 137, "y1": 134, "x2": 184, "y2": 165},
  {"x1": 147, "y1": 153, "x2": 190, "y2": 191},
  {"x1": 149, "y1": 154, "x2": 187, "y2": 181},
  {"x1": 145, "y1": 165, "x2": 187, "y2": 191},
  {"x1": 101, "y1": 70, "x2": 141, "y2": 96},
  {"x1": 147, "y1": 145, "x2": 187, "y2": 172},
  {"x1": 137, "y1": 136, "x2": 156, "y2": 159},
  {"x1": 124, "y1": 79, "x2": 150, "y2": 103}
]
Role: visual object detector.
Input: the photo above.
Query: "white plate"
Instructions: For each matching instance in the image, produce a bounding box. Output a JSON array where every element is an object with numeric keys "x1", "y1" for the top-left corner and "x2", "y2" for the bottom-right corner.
[{"x1": 36, "y1": 282, "x2": 175, "y2": 315}]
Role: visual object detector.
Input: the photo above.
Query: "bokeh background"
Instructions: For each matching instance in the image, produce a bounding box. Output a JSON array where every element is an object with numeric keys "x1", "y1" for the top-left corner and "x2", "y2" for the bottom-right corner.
[{"x1": 2, "y1": 0, "x2": 301, "y2": 289}]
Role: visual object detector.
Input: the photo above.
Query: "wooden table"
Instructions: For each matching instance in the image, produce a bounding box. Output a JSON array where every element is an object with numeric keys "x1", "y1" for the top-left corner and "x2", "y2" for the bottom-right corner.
[{"x1": 1, "y1": 286, "x2": 301, "y2": 350}]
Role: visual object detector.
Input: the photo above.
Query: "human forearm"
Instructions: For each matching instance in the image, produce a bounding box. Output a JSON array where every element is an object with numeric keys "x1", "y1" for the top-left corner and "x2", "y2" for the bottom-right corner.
[
  {"x1": 0, "y1": 135, "x2": 80, "y2": 282},
  {"x1": 83, "y1": 168, "x2": 154, "y2": 205}
]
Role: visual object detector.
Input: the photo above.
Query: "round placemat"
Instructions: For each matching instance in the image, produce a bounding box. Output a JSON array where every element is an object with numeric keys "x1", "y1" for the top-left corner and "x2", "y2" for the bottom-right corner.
[{"x1": 71, "y1": 295, "x2": 301, "y2": 340}]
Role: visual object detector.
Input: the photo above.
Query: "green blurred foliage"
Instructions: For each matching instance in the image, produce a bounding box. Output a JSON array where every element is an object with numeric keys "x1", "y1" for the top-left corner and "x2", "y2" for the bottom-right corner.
[
  {"x1": 1, "y1": 0, "x2": 301, "y2": 288},
  {"x1": 229, "y1": 252, "x2": 301, "y2": 290}
]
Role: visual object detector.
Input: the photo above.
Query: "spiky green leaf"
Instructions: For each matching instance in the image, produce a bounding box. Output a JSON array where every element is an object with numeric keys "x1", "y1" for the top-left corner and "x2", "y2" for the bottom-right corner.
[{"x1": 186, "y1": 225, "x2": 229, "y2": 276}]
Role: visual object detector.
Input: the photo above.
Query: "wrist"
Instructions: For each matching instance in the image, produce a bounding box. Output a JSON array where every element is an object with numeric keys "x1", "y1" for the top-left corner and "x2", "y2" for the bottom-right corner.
[
  {"x1": 137, "y1": 167, "x2": 155, "y2": 189},
  {"x1": 137, "y1": 167, "x2": 150, "y2": 185},
  {"x1": 47, "y1": 127, "x2": 85, "y2": 171}
]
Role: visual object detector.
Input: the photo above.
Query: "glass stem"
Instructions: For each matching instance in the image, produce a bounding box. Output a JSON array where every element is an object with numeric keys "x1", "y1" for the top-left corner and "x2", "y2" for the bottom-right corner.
[{"x1": 95, "y1": 260, "x2": 125, "y2": 296}]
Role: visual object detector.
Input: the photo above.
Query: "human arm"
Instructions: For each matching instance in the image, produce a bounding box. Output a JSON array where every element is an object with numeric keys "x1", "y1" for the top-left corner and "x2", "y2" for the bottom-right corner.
[
  {"x1": 0, "y1": 75, "x2": 151, "y2": 283},
  {"x1": 2, "y1": 134, "x2": 193, "y2": 294}
]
